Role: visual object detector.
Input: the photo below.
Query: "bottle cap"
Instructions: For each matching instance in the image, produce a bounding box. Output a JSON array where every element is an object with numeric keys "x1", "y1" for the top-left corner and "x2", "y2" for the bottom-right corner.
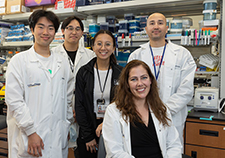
[
  {"x1": 122, "y1": 33, "x2": 125, "y2": 39},
  {"x1": 129, "y1": 33, "x2": 131, "y2": 38}
]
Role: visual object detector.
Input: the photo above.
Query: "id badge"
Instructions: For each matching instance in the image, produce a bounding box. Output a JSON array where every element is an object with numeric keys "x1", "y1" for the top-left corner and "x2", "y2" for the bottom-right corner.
[{"x1": 97, "y1": 98, "x2": 106, "y2": 114}]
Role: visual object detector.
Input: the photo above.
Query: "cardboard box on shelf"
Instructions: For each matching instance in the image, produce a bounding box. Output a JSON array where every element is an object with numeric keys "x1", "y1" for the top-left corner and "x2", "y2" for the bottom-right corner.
[
  {"x1": 55, "y1": 0, "x2": 76, "y2": 10},
  {"x1": 6, "y1": 0, "x2": 30, "y2": 14},
  {"x1": 0, "y1": 7, "x2": 6, "y2": 15},
  {"x1": 25, "y1": 0, "x2": 55, "y2": 7},
  {"x1": 0, "y1": 0, "x2": 6, "y2": 7}
]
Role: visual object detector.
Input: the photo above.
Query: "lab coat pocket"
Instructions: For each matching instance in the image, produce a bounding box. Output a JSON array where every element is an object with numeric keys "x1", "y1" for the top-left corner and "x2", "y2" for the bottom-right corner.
[
  {"x1": 16, "y1": 132, "x2": 30, "y2": 157},
  {"x1": 60, "y1": 120, "x2": 70, "y2": 149}
]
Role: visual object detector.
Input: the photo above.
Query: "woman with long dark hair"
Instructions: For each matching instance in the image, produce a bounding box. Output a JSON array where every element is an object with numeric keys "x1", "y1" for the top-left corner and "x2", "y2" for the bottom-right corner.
[
  {"x1": 102, "y1": 60, "x2": 182, "y2": 158},
  {"x1": 75, "y1": 30, "x2": 123, "y2": 158}
]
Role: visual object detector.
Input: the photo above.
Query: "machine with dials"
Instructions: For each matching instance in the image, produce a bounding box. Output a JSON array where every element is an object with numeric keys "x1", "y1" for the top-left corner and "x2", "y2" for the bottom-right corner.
[{"x1": 194, "y1": 87, "x2": 219, "y2": 112}]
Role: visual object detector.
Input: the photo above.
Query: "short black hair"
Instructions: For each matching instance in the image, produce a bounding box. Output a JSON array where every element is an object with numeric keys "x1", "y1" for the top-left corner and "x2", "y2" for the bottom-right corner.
[
  {"x1": 28, "y1": 10, "x2": 60, "y2": 32},
  {"x1": 61, "y1": 16, "x2": 84, "y2": 31}
]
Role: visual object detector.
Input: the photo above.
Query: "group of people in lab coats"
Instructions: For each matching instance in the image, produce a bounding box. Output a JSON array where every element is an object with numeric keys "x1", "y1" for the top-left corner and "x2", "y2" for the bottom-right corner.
[{"x1": 5, "y1": 9, "x2": 196, "y2": 158}]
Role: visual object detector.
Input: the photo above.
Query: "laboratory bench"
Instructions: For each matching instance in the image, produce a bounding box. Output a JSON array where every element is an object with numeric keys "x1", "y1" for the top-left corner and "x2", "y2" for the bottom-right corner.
[{"x1": 185, "y1": 109, "x2": 225, "y2": 158}]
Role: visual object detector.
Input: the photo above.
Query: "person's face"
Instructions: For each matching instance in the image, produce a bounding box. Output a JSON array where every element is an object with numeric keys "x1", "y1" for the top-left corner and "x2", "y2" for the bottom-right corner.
[
  {"x1": 92, "y1": 33, "x2": 115, "y2": 61},
  {"x1": 62, "y1": 19, "x2": 83, "y2": 45},
  {"x1": 145, "y1": 13, "x2": 168, "y2": 41},
  {"x1": 31, "y1": 17, "x2": 55, "y2": 47},
  {"x1": 128, "y1": 65, "x2": 151, "y2": 102}
]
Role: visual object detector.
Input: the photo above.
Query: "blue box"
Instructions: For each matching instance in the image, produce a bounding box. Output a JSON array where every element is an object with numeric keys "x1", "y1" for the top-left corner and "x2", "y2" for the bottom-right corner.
[
  {"x1": 129, "y1": 20, "x2": 140, "y2": 27},
  {"x1": 89, "y1": 24, "x2": 100, "y2": 33},
  {"x1": 108, "y1": 25, "x2": 116, "y2": 33},
  {"x1": 203, "y1": 1, "x2": 217, "y2": 10},
  {"x1": 124, "y1": 13, "x2": 134, "y2": 20},
  {"x1": 76, "y1": 0, "x2": 89, "y2": 6},
  {"x1": 106, "y1": 16, "x2": 116, "y2": 25},
  {"x1": 100, "y1": 22, "x2": 109, "y2": 30},
  {"x1": 119, "y1": 20, "x2": 129, "y2": 30},
  {"x1": 129, "y1": 26, "x2": 140, "y2": 33}
]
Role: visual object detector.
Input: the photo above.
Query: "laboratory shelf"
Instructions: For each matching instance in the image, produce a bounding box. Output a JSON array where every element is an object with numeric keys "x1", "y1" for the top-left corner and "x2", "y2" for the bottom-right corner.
[
  {"x1": 2, "y1": 41, "x2": 33, "y2": 47},
  {"x1": 77, "y1": 0, "x2": 205, "y2": 17},
  {"x1": 195, "y1": 71, "x2": 219, "y2": 75},
  {"x1": 1, "y1": 8, "x2": 85, "y2": 22}
]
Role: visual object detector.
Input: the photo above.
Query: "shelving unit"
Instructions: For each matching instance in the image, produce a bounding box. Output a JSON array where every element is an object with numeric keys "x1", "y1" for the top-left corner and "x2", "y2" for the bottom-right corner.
[
  {"x1": 1, "y1": 8, "x2": 85, "y2": 22},
  {"x1": 77, "y1": 0, "x2": 205, "y2": 17},
  {"x1": 0, "y1": 0, "x2": 224, "y2": 97}
]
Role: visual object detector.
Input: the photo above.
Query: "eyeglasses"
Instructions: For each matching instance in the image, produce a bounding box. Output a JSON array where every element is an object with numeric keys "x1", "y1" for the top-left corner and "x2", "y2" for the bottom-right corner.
[
  {"x1": 65, "y1": 26, "x2": 81, "y2": 32},
  {"x1": 94, "y1": 42, "x2": 113, "y2": 48}
]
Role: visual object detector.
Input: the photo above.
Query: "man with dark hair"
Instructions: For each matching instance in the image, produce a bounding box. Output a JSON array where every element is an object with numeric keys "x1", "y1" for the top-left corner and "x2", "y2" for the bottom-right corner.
[
  {"x1": 5, "y1": 10, "x2": 74, "y2": 158},
  {"x1": 52, "y1": 16, "x2": 95, "y2": 157},
  {"x1": 52, "y1": 16, "x2": 95, "y2": 77}
]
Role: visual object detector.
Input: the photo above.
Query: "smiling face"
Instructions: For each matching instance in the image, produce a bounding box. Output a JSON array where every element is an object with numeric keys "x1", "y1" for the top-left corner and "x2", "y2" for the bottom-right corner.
[
  {"x1": 128, "y1": 65, "x2": 152, "y2": 102},
  {"x1": 92, "y1": 33, "x2": 115, "y2": 62},
  {"x1": 145, "y1": 13, "x2": 168, "y2": 41},
  {"x1": 31, "y1": 17, "x2": 55, "y2": 48},
  {"x1": 62, "y1": 19, "x2": 83, "y2": 45}
]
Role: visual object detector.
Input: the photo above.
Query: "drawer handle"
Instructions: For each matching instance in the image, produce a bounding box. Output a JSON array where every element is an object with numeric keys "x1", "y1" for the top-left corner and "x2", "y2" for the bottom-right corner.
[{"x1": 199, "y1": 129, "x2": 218, "y2": 137}]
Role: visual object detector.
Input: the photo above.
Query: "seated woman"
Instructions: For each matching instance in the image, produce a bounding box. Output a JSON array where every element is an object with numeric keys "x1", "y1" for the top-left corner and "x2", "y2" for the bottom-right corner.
[
  {"x1": 102, "y1": 60, "x2": 182, "y2": 158},
  {"x1": 75, "y1": 30, "x2": 123, "y2": 158}
]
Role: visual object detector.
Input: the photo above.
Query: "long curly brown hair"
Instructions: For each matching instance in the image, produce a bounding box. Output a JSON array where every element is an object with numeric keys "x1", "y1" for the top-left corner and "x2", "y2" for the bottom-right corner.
[{"x1": 113, "y1": 60, "x2": 170, "y2": 126}]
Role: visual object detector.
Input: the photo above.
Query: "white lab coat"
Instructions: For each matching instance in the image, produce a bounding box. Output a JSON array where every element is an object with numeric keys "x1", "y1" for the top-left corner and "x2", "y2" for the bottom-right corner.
[
  {"x1": 52, "y1": 43, "x2": 95, "y2": 148},
  {"x1": 5, "y1": 46, "x2": 74, "y2": 158},
  {"x1": 102, "y1": 103, "x2": 182, "y2": 158},
  {"x1": 128, "y1": 41, "x2": 196, "y2": 128},
  {"x1": 51, "y1": 43, "x2": 96, "y2": 83}
]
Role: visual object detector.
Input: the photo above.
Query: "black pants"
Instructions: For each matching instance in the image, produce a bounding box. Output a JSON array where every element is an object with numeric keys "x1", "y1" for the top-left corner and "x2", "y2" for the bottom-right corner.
[{"x1": 76, "y1": 118, "x2": 103, "y2": 158}]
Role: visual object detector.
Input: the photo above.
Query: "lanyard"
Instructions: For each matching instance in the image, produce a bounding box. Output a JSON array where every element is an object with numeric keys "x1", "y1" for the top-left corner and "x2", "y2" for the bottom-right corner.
[
  {"x1": 96, "y1": 62, "x2": 111, "y2": 99},
  {"x1": 150, "y1": 43, "x2": 167, "y2": 81}
]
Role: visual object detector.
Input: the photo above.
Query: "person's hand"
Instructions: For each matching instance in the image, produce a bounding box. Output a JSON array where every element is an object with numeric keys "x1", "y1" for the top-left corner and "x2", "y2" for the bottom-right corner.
[
  {"x1": 73, "y1": 110, "x2": 76, "y2": 122},
  {"x1": 27, "y1": 133, "x2": 44, "y2": 157},
  {"x1": 86, "y1": 139, "x2": 98, "y2": 153},
  {"x1": 95, "y1": 123, "x2": 103, "y2": 137}
]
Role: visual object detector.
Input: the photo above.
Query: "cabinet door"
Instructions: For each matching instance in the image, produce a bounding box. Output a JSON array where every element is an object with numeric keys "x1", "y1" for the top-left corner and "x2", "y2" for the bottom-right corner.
[
  {"x1": 185, "y1": 144, "x2": 225, "y2": 158},
  {"x1": 186, "y1": 122, "x2": 225, "y2": 148},
  {"x1": 0, "y1": 128, "x2": 7, "y2": 157}
]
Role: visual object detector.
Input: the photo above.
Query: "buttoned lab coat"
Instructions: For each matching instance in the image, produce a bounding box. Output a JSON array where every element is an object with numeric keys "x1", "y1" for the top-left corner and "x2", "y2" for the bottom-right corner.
[
  {"x1": 5, "y1": 46, "x2": 74, "y2": 158},
  {"x1": 102, "y1": 103, "x2": 182, "y2": 158},
  {"x1": 128, "y1": 41, "x2": 196, "y2": 127}
]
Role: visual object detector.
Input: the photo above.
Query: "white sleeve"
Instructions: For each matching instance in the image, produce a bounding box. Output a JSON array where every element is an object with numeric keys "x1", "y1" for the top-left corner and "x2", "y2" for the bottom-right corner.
[
  {"x1": 102, "y1": 104, "x2": 134, "y2": 158},
  {"x1": 166, "y1": 50, "x2": 196, "y2": 115},
  {"x1": 166, "y1": 112, "x2": 182, "y2": 158},
  {"x1": 5, "y1": 56, "x2": 36, "y2": 136},
  {"x1": 127, "y1": 49, "x2": 139, "y2": 63}
]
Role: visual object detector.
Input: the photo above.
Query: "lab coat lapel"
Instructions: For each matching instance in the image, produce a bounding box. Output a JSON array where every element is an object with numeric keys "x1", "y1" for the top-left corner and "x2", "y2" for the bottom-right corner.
[
  {"x1": 74, "y1": 47, "x2": 83, "y2": 69},
  {"x1": 52, "y1": 54, "x2": 62, "y2": 78},
  {"x1": 149, "y1": 108, "x2": 165, "y2": 157},
  {"x1": 119, "y1": 117, "x2": 132, "y2": 155},
  {"x1": 29, "y1": 46, "x2": 51, "y2": 82}
]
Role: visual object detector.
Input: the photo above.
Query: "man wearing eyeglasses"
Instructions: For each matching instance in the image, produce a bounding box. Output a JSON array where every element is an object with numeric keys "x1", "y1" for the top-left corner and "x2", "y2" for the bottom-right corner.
[
  {"x1": 52, "y1": 16, "x2": 95, "y2": 158},
  {"x1": 52, "y1": 16, "x2": 95, "y2": 77}
]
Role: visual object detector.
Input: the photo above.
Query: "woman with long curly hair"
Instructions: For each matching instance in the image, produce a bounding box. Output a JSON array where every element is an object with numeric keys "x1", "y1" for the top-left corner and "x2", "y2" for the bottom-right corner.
[{"x1": 102, "y1": 60, "x2": 182, "y2": 158}]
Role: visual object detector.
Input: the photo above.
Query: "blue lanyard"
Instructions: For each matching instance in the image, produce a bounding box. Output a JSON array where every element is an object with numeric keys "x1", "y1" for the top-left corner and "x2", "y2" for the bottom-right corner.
[{"x1": 150, "y1": 43, "x2": 167, "y2": 80}]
